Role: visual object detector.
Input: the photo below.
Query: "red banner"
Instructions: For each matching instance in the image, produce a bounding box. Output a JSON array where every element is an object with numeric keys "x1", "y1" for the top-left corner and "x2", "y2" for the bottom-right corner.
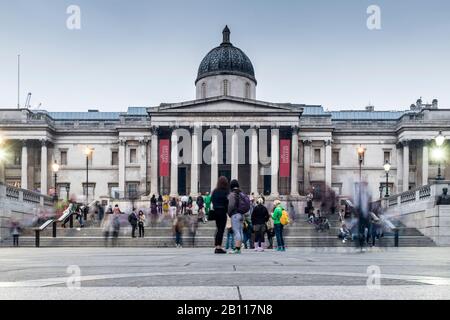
[
  {"x1": 159, "y1": 139, "x2": 170, "y2": 177},
  {"x1": 279, "y1": 139, "x2": 291, "y2": 177}
]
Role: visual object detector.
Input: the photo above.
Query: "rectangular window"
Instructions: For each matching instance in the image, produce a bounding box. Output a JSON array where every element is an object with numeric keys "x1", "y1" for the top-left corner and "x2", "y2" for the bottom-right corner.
[
  {"x1": 13, "y1": 150, "x2": 21, "y2": 165},
  {"x1": 111, "y1": 151, "x2": 119, "y2": 166},
  {"x1": 82, "y1": 183, "x2": 95, "y2": 200},
  {"x1": 383, "y1": 151, "x2": 391, "y2": 164},
  {"x1": 126, "y1": 182, "x2": 139, "y2": 199},
  {"x1": 60, "y1": 151, "x2": 68, "y2": 165},
  {"x1": 332, "y1": 150, "x2": 340, "y2": 166},
  {"x1": 108, "y1": 183, "x2": 119, "y2": 199},
  {"x1": 130, "y1": 149, "x2": 137, "y2": 164},
  {"x1": 314, "y1": 149, "x2": 321, "y2": 163}
]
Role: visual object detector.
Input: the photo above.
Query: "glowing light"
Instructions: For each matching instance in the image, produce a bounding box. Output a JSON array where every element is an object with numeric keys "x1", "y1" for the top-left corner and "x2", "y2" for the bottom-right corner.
[
  {"x1": 432, "y1": 148, "x2": 444, "y2": 161},
  {"x1": 0, "y1": 149, "x2": 6, "y2": 161},
  {"x1": 52, "y1": 161, "x2": 60, "y2": 173},
  {"x1": 384, "y1": 160, "x2": 391, "y2": 172},
  {"x1": 436, "y1": 131, "x2": 445, "y2": 147},
  {"x1": 84, "y1": 147, "x2": 92, "y2": 156},
  {"x1": 357, "y1": 146, "x2": 365, "y2": 155}
]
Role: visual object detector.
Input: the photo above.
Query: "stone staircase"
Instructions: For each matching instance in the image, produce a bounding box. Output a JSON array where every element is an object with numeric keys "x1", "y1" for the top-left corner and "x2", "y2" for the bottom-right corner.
[{"x1": 6, "y1": 212, "x2": 436, "y2": 248}]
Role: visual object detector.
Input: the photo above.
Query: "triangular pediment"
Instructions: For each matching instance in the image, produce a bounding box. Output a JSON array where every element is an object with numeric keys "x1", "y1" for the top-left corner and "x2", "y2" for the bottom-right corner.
[{"x1": 149, "y1": 96, "x2": 302, "y2": 115}]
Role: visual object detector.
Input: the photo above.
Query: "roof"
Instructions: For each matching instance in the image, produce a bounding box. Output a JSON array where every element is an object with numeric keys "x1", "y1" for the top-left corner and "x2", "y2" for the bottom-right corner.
[
  {"x1": 302, "y1": 105, "x2": 407, "y2": 120},
  {"x1": 42, "y1": 107, "x2": 148, "y2": 120}
]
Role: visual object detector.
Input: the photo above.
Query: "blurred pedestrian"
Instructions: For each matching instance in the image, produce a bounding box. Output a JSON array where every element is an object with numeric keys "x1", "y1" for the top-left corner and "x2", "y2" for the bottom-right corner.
[
  {"x1": 252, "y1": 197, "x2": 270, "y2": 252},
  {"x1": 173, "y1": 215, "x2": 184, "y2": 248},
  {"x1": 128, "y1": 208, "x2": 138, "y2": 238},
  {"x1": 272, "y1": 199, "x2": 286, "y2": 251},
  {"x1": 138, "y1": 210, "x2": 146, "y2": 237},
  {"x1": 227, "y1": 179, "x2": 250, "y2": 254},
  {"x1": 211, "y1": 176, "x2": 230, "y2": 254},
  {"x1": 10, "y1": 219, "x2": 21, "y2": 247}
]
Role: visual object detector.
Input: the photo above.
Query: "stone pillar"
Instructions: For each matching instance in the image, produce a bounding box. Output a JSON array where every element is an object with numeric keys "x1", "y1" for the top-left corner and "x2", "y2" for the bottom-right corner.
[
  {"x1": 303, "y1": 140, "x2": 312, "y2": 192},
  {"x1": 118, "y1": 139, "x2": 126, "y2": 194},
  {"x1": 150, "y1": 127, "x2": 159, "y2": 196},
  {"x1": 139, "y1": 138, "x2": 148, "y2": 193},
  {"x1": 21, "y1": 140, "x2": 28, "y2": 190},
  {"x1": 231, "y1": 126, "x2": 239, "y2": 180},
  {"x1": 190, "y1": 125, "x2": 201, "y2": 196},
  {"x1": 422, "y1": 141, "x2": 429, "y2": 186},
  {"x1": 250, "y1": 126, "x2": 259, "y2": 195},
  {"x1": 210, "y1": 127, "x2": 219, "y2": 192},
  {"x1": 402, "y1": 140, "x2": 410, "y2": 192},
  {"x1": 170, "y1": 129, "x2": 178, "y2": 196},
  {"x1": 325, "y1": 139, "x2": 332, "y2": 190},
  {"x1": 396, "y1": 144, "x2": 403, "y2": 193},
  {"x1": 40, "y1": 139, "x2": 48, "y2": 195},
  {"x1": 290, "y1": 127, "x2": 299, "y2": 196},
  {"x1": 271, "y1": 128, "x2": 279, "y2": 197}
]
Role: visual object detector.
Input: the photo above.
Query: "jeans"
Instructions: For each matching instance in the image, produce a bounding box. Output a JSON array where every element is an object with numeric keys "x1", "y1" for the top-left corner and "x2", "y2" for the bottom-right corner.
[
  {"x1": 214, "y1": 209, "x2": 227, "y2": 246},
  {"x1": 13, "y1": 235, "x2": 19, "y2": 247},
  {"x1": 274, "y1": 224, "x2": 285, "y2": 248},
  {"x1": 175, "y1": 231, "x2": 182, "y2": 246},
  {"x1": 231, "y1": 214, "x2": 243, "y2": 243},
  {"x1": 225, "y1": 230, "x2": 234, "y2": 249},
  {"x1": 131, "y1": 224, "x2": 137, "y2": 237},
  {"x1": 138, "y1": 222, "x2": 145, "y2": 237}
]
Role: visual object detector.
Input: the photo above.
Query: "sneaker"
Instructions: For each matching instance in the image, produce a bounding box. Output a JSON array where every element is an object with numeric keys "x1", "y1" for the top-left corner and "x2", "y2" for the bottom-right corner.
[
  {"x1": 215, "y1": 248, "x2": 227, "y2": 254},
  {"x1": 228, "y1": 248, "x2": 241, "y2": 254},
  {"x1": 280, "y1": 247, "x2": 286, "y2": 252}
]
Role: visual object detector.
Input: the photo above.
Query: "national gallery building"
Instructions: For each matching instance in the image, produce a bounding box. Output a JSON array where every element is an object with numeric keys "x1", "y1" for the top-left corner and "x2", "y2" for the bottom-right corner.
[{"x1": 0, "y1": 27, "x2": 449, "y2": 204}]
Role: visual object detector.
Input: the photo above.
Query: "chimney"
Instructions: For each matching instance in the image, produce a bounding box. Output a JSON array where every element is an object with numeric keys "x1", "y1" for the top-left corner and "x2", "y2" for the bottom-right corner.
[
  {"x1": 365, "y1": 105, "x2": 374, "y2": 112},
  {"x1": 416, "y1": 98, "x2": 422, "y2": 108},
  {"x1": 432, "y1": 99, "x2": 438, "y2": 109}
]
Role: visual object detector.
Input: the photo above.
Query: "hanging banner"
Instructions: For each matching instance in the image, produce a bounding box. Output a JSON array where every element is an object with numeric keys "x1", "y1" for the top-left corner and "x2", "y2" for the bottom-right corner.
[
  {"x1": 159, "y1": 139, "x2": 170, "y2": 177},
  {"x1": 279, "y1": 139, "x2": 291, "y2": 177}
]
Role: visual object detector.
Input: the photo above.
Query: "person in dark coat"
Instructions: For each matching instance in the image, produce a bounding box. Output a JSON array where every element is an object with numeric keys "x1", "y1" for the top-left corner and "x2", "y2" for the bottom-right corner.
[
  {"x1": 128, "y1": 208, "x2": 138, "y2": 238},
  {"x1": 251, "y1": 197, "x2": 270, "y2": 251},
  {"x1": 211, "y1": 176, "x2": 230, "y2": 254}
]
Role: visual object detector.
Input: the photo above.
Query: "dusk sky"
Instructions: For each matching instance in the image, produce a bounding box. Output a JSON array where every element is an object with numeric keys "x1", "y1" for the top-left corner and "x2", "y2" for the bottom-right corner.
[{"x1": 1, "y1": 0, "x2": 449, "y2": 112}]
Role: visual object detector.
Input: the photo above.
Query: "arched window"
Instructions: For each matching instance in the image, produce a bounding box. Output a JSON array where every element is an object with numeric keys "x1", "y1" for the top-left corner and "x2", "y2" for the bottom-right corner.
[
  {"x1": 245, "y1": 82, "x2": 251, "y2": 99},
  {"x1": 223, "y1": 80, "x2": 228, "y2": 96},
  {"x1": 201, "y1": 82, "x2": 206, "y2": 99}
]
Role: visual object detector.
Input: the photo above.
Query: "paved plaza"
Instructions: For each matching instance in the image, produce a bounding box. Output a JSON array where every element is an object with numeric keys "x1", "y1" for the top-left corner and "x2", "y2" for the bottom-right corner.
[{"x1": 1, "y1": 247, "x2": 450, "y2": 299}]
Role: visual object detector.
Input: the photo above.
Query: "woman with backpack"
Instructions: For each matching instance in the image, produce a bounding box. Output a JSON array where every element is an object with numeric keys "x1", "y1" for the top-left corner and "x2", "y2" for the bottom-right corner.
[
  {"x1": 272, "y1": 199, "x2": 286, "y2": 251},
  {"x1": 211, "y1": 176, "x2": 230, "y2": 254},
  {"x1": 227, "y1": 179, "x2": 250, "y2": 254}
]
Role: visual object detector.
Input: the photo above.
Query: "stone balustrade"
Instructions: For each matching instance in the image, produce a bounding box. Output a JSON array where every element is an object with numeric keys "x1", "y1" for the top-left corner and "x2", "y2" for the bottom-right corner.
[
  {"x1": 381, "y1": 180, "x2": 450, "y2": 246},
  {"x1": 0, "y1": 182, "x2": 54, "y2": 242}
]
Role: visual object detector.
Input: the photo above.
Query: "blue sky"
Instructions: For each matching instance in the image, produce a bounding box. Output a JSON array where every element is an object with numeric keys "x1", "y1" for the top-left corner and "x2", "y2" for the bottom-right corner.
[{"x1": 0, "y1": 0, "x2": 449, "y2": 111}]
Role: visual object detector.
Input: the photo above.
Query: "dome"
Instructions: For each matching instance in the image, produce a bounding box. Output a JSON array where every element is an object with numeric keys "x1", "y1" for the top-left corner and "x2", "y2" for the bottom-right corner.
[{"x1": 196, "y1": 26, "x2": 256, "y2": 84}]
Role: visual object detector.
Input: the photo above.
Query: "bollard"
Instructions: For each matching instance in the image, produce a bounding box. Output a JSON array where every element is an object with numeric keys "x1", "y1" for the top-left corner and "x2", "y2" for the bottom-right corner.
[
  {"x1": 69, "y1": 214, "x2": 73, "y2": 228},
  {"x1": 394, "y1": 229, "x2": 399, "y2": 247},
  {"x1": 52, "y1": 221, "x2": 57, "y2": 238},
  {"x1": 35, "y1": 230, "x2": 40, "y2": 248}
]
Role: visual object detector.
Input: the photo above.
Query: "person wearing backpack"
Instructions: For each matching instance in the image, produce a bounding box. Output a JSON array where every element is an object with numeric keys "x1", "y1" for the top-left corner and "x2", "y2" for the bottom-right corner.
[
  {"x1": 272, "y1": 199, "x2": 286, "y2": 251},
  {"x1": 251, "y1": 197, "x2": 270, "y2": 252},
  {"x1": 128, "y1": 208, "x2": 138, "y2": 238},
  {"x1": 227, "y1": 179, "x2": 250, "y2": 254}
]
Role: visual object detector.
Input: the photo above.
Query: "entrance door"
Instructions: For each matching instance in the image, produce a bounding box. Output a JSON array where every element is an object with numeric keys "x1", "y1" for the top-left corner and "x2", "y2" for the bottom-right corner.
[
  {"x1": 218, "y1": 169, "x2": 231, "y2": 183},
  {"x1": 178, "y1": 167, "x2": 187, "y2": 195},
  {"x1": 263, "y1": 175, "x2": 271, "y2": 195}
]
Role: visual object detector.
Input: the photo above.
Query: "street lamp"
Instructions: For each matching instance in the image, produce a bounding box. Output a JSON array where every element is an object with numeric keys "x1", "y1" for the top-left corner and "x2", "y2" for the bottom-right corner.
[
  {"x1": 434, "y1": 131, "x2": 445, "y2": 180},
  {"x1": 84, "y1": 147, "x2": 93, "y2": 205},
  {"x1": 52, "y1": 160, "x2": 60, "y2": 201},
  {"x1": 357, "y1": 145, "x2": 365, "y2": 182},
  {"x1": 383, "y1": 160, "x2": 391, "y2": 197},
  {"x1": 379, "y1": 185, "x2": 383, "y2": 199}
]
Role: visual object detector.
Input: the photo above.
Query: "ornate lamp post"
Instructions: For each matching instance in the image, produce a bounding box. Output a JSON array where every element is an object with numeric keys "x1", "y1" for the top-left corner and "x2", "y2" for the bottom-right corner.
[
  {"x1": 379, "y1": 185, "x2": 383, "y2": 199},
  {"x1": 435, "y1": 131, "x2": 445, "y2": 180},
  {"x1": 84, "y1": 147, "x2": 93, "y2": 204},
  {"x1": 52, "y1": 160, "x2": 60, "y2": 201},
  {"x1": 383, "y1": 160, "x2": 391, "y2": 197},
  {"x1": 357, "y1": 146, "x2": 365, "y2": 182}
]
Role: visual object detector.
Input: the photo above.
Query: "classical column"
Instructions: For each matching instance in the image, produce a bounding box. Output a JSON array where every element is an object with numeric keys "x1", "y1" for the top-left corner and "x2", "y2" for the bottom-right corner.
[
  {"x1": 303, "y1": 140, "x2": 312, "y2": 192},
  {"x1": 150, "y1": 127, "x2": 159, "y2": 196},
  {"x1": 250, "y1": 126, "x2": 259, "y2": 195},
  {"x1": 21, "y1": 140, "x2": 28, "y2": 190},
  {"x1": 271, "y1": 128, "x2": 279, "y2": 197},
  {"x1": 139, "y1": 138, "x2": 148, "y2": 193},
  {"x1": 290, "y1": 127, "x2": 299, "y2": 196},
  {"x1": 190, "y1": 125, "x2": 201, "y2": 196},
  {"x1": 396, "y1": 143, "x2": 403, "y2": 193},
  {"x1": 210, "y1": 127, "x2": 219, "y2": 192},
  {"x1": 325, "y1": 139, "x2": 332, "y2": 190},
  {"x1": 118, "y1": 139, "x2": 126, "y2": 195},
  {"x1": 40, "y1": 139, "x2": 48, "y2": 195},
  {"x1": 170, "y1": 129, "x2": 179, "y2": 196},
  {"x1": 231, "y1": 126, "x2": 239, "y2": 180},
  {"x1": 422, "y1": 141, "x2": 429, "y2": 186},
  {"x1": 402, "y1": 140, "x2": 410, "y2": 192}
]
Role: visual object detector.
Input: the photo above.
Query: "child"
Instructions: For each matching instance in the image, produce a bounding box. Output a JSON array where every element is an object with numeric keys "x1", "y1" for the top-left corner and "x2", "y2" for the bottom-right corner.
[{"x1": 225, "y1": 216, "x2": 235, "y2": 250}]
